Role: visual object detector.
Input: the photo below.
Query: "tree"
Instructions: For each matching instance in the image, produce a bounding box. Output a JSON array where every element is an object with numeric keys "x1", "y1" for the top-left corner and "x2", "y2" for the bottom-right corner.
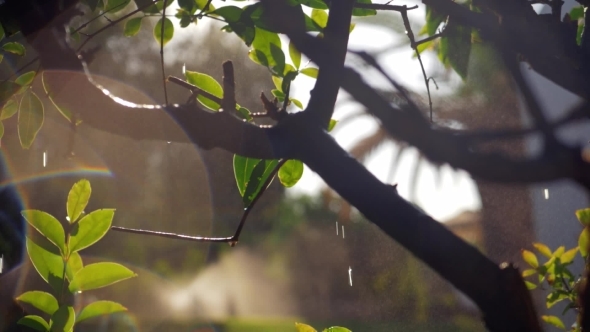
[{"x1": 1, "y1": 0, "x2": 590, "y2": 330}]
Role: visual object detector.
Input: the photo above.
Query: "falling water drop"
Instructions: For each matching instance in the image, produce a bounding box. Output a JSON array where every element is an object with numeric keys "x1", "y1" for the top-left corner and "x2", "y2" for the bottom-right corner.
[
  {"x1": 42, "y1": 151, "x2": 47, "y2": 168},
  {"x1": 336, "y1": 221, "x2": 339, "y2": 236},
  {"x1": 342, "y1": 225, "x2": 345, "y2": 239},
  {"x1": 348, "y1": 266, "x2": 352, "y2": 286},
  {"x1": 0, "y1": 255, "x2": 3, "y2": 274},
  {"x1": 167, "y1": 141, "x2": 171, "y2": 144},
  {"x1": 544, "y1": 189, "x2": 549, "y2": 200}
]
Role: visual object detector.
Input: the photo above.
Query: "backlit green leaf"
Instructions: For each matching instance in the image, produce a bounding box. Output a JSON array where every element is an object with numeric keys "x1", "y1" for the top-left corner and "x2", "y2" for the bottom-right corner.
[
  {"x1": 289, "y1": 40, "x2": 301, "y2": 69},
  {"x1": 570, "y1": 6, "x2": 584, "y2": 20},
  {"x1": 69, "y1": 262, "x2": 136, "y2": 292},
  {"x1": 104, "y1": 0, "x2": 131, "y2": 12},
  {"x1": 17, "y1": 315, "x2": 49, "y2": 332},
  {"x1": 296, "y1": 323, "x2": 317, "y2": 332},
  {"x1": 76, "y1": 300, "x2": 127, "y2": 323},
  {"x1": 41, "y1": 72, "x2": 73, "y2": 122},
  {"x1": 311, "y1": 9, "x2": 328, "y2": 29},
  {"x1": 323, "y1": 327, "x2": 352, "y2": 332},
  {"x1": 0, "y1": 24, "x2": 4, "y2": 41},
  {"x1": 438, "y1": 19, "x2": 471, "y2": 80},
  {"x1": 352, "y1": 0, "x2": 377, "y2": 16},
  {"x1": 295, "y1": 0, "x2": 328, "y2": 9},
  {"x1": 185, "y1": 70, "x2": 223, "y2": 111},
  {"x1": 0, "y1": 81, "x2": 20, "y2": 107},
  {"x1": 541, "y1": 315, "x2": 565, "y2": 329},
  {"x1": 269, "y1": 43, "x2": 286, "y2": 76},
  {"x1": 328, "y1": 119, "x2": 338, "y2": 132},
  {"x1": 524, "y1": 280, "x2": 537, "y2": 290},
  {"x1": 69, "y1": 209, "x2": 115, "y2": 253},
  {"x1": 234, "y1": 155, "x2": 260, "y2": 197},
  {"x1": 67, "y1": 179, "x2": 92, "y2": 223},
  {"x1": 278, "y1": 160, "x2": 304, "y2": 188},
  {"x1": 553, "y1": 246, "x2": 565, "y2": 257},
  {"x1": 576, "y1": 208, "x2": 590, "y2": 226},
  {"x1": 242, "y1": 159, "x2": 278, "y2": 206},
  {"x1": 22, "y1": 210, "x2": 66, "y2": 254},
  {"x1": 124, "y1": 17, "x2": 142, "y2": 37},
  {"x1": 2, "y1": 42, "x2": 25, "y2": 56},
  {"x1": 1, "y1": 99, "x2": 17, "y2": 120},
  {"x1": 533, "y1": 242, "x2": 552, "y2": 258},
  {"x1": 521, "y1": 269, "x2": 536, "y2": 277},
  {"x1": 579, "y1": 228, "x2": 589, "y2": 258},
  {"x1": 422, "y1": 7, "x2": 446, "y2": 36},
  {"x1": 154, "y1": 17, "x2": 174, "y2": 46},
  {"x1": 521, "y1": 249, "x2": 538, "y2": 268},
  {"x1": 250, "y1": 28, "x2": 282, "y2": 71},
  {"x1": 18, "y1": 89, "x2": 44, "y2": 149},
  {"x1": 66, "y1": 251, "x2": 83, "y2": 281},
  {"x1": 16, "y1": 291, "x2": 59, "y2": 315},
  {"x1": 50, "y1": 306, "x2": 75, "y2": 332},
  {"x1": 26, "y1": 236, "x2": 65, "y2": 292},
  {"x1": 560, "y1": 247, "x2": 578, "y2": 264},
  {"x1": 15, "y1": 71, "x2": 36, "y2": 87},
  {"x1": 291, "y1": 98, "x2": 303, "y2": 109},
  {"x1": 300, "y1": 67, "x2": 318, "y2": 78}
]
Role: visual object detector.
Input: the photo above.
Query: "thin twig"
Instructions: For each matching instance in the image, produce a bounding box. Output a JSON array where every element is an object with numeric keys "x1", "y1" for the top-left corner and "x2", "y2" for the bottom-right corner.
[
  {"x1": 167, "y1": 75, "x2": 223, "y2": 104},
  {"x1": 0, "y1": 57, "x2": 39, "y2": 84},
  {"x1": 76, "y1": 0, "x2": 159, "y2": 52},
  {"x1": 160, "y1": 0, "x2": 169, "y2": 104},
  {"x1": 401, "y1": 7, "x2": 435, "y2": 122},
  {"x1": 72, "y1": 2, "x2": 128, "y2": 34},
  {"x1": 354, "y1": 3, "x2": 419, "y2": 11},
  {"x1": 111, "y1": 159, "x2": 286, "y2": 245},
  {"x1": 195, "y1": 0, "x2": 214, "y2": 18}
]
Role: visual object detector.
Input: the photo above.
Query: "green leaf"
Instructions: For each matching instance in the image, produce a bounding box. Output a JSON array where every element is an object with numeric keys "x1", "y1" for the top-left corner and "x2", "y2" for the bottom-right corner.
[
  {"x1": 438, "y1": 19, "x2": 471, "y2": 80},
  {"x1": 236, "y1": 106, "x2": 253, "y2": 122},
  {"x1": 0, "y1": 121, "x2": 4, "y2": 146},
  {"x1": 0, "y1": 54, "x2": 3, "y2": 64},
  {"x1": 521, "y1": 269, "x2": 536, "y2": 277},
  {"x1": 278, "y1": 160, "x2": 304, "y2": 187},
  {"x1": 561, "y1": 247, "x2": 578, "y2": 264},
  {"x1": 576, "y1": 208, "x2": 590, "y2": 226},
  {"x1": 22, "y1": 210, "x2": 66, "y2": 254},
  {"x1": 328, "y1": 119, "x2": 338, "y2": 132},
  {"x1": 67, "y1": 179, "x2": 92, "y2": 223},
  {"x1": 323, "y1": 328, "x2": 352, "y2": 332},
  {"x1": 290, "y1": 98, "x2": 303, "y2": 109},
  {"x1": 521, "y1": 249, "x2": 538, "y2": 268},
  {"x1": 250, "y1": 28, "x2": 282, "y2": 71},
  {"x1": 124, "y1": 17, "x2": 142, "y2": 37},
  {"x1": 184, "y1": 71, "x2": 224, "y2": 111},
  {"x1": 300, "y1": 67, "x2": 318, "y2": 78},
  {"x1": 272, "y1": 89, "x2": 285, "y2": 100},
  {"x1": 69, "y1": 262, "x2": 136, "y2": 292},
  {"x1": 311, "y1": 9, "x2": 328, "y2": 29},
  {"x1": 546, "y1": 291, "x2": 568, "y2": 308},
  {"x1": 269, "y1": 43, "x2": 286, "y2": 76},
  {"x1": 50, "y1": 306, "x2": 75, "y2": 332},
  {"x1": 76, "y1": 301, "x2": 127, "y2": 323},
  {"x1": 18, "y1": 89, "x2": 44, "y2": 149},
  {"x1": 0, "y1": 81, "x2": 20, "y2": 107},
  {"x1": 524, "y1": 280, "x2": 537, "y2": 290},
  {"x1": 16, "y1": 291, "x2": 59, "y2": 315},
  {"x1": 234, "y1": 155, "x2": 260, "y2": 197},
  {"x1": 553, "y1": 246, "x2": 565, "y2": 257},
  {"x1": 1, "y1": 99, "x2": 17, "y2": 120},
  {"x1": 295, "y1": 0, "x2": 328, "y2": 9},
  {"x1": 17, "y1": 315, "x2": 49, "y2": 332},
  {"x1": 579, "y1": 228, "x2": 589, "y2": 258},
  {"x1": 0, "y1": 24, "x2": 4, "y2": 41},
  {"x1": 541, "y1": 315, "x2": 565, "y2": 329},
  {"x1": 570, "y1": 6, "x2": 584, "y2": 20},
  {"x1": 2, "y1": 42, "x2": 26, "y2": 56},
  {"x1": 289, "y1": 40, "x2": 301, "y2": 69},
  {"x1": 69, "y1": 209, "x2": 115, "y2": 253},
  {"x1": 272, "y1": 76, "x2": 283, "y2": 91},
  {"x1": 214, "y1": 6, "x2": 255, "y2": 45},
  {"x1": 153, "y1": 17, "x2": 174, "y2": 46},
  {"x1": 15, "y1": 71, "x2": 36, "y2": 87},
  {"x1": 178, "y1": 0, "x2": 196, "y2": 12},
  {"x1": 533, "y1": 242, "x2": 552, "y2": 258},
  {"x1": 352, "y1": 0, "x2": 377, "y2": 16},
  {"x1": 577, "y1": 23, "x2": 584, "y2": 46},
  {"x1": 296, "y1": 323, "x2": 317, "y2": 332},
  {"x1": 66, "y1": 251, "x2": 83, "y2": 281},
  {"x1": 422, "y1": 7, "x2": 446, "y2": 36},
  {"x1": 242, "y1": 159, "x2": 278, "y2": 206},
  {"x1": 26, "y1": 236, "x2": 65, "y2": 292},
  {"x1": 104, "y1": 0, "x2": 131, "y2": 12}
]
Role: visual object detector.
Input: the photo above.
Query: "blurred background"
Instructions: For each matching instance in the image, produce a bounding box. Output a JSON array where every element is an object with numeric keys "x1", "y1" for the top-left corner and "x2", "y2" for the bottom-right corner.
[{"x1": 1, "y1": 0, "x2": 589, "y2": 331}]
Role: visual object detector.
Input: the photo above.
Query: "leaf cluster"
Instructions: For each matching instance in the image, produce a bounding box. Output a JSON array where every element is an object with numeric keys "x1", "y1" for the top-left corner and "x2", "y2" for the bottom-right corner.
[{"x1": 16, "y1": 179, "x2": 136, "y2": 332}]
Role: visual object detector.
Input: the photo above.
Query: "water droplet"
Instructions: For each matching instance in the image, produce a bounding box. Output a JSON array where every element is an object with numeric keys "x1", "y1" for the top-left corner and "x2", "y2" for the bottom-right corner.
[
  {"x1": 66, "y1": 216, "x2": 70, "y2": 222},
  {"x1": 42, "y1": 151, "x2": 47, "y2": 168},
  {"x1": 0, "y1": 255, "x2": 3, "y2": 274},
  {"x1": 336, "y1": 221, "x2": 339, "y2": 236},
  {"x1": 167, "y1": 141, "x2": 171, "y2": 144},
  {"x1": 342, "y1": 225, "x2": 345, "y2": 239},
  {"x1": 544, "y1": 189, "x2": 549, "y2": 200},
  {"x1": 229, "y1": 240, "x2": 238, "y2": 247},
  {"x1": 348, "y1": 266, "x2": 352, "y2": 286}
]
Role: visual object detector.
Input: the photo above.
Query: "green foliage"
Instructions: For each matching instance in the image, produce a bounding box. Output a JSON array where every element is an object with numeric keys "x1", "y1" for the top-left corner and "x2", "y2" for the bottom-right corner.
[
  {"x1": 124, "y1": 17, "x2": 143, "y2": 37},
  {"x1": 522, "y1": 208, "x2": 590, "y2": 331},
  {"x1": 278, "y1": 159, "x2": 304, "y2": 188},
  {"x1": 295, "y1": 322, "x2": 352, "y2": 332},
  {"x1": 18, "y1": 89, "x2": 44, "y2": 149},
  {"x1": 154, "y1": 17, "x2": 174, "y2": 46},
  {"x1": 185, "y1": 70, "x2": 224, "y2": 110},
  {"x1": 16, "y1": 180, "x2": 134, "y2": 331}
]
